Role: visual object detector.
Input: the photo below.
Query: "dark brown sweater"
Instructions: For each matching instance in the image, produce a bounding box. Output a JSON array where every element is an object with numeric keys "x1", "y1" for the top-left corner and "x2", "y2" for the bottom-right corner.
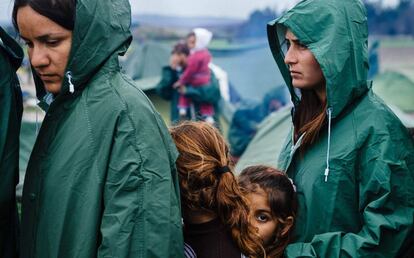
[{"x1": 184, "y1": 218, "x2": 243, "y2": 258}]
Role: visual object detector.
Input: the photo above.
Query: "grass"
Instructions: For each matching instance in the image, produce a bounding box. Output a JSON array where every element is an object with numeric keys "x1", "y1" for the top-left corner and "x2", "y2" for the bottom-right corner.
[{"x1": 147, "y1": 91, "x2": 229, "y2": 137}]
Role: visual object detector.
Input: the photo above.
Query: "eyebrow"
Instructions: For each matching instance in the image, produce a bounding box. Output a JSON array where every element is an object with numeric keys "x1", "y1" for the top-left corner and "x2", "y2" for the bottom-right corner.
[
  {"x1": 255, "y1": 209, "x2": 272, "y2": 213},
  {"x1": 20, "y1": 33, "x2": 66, "y2": 41},
  {"x1": 285, "y1": 38, "x2": 300, "y2": 43}
]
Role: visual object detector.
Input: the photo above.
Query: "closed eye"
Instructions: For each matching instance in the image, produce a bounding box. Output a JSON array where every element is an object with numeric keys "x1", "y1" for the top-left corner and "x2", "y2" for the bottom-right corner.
[{"x1": 24, "y1": 40, "x2": 34, "y2": 48}]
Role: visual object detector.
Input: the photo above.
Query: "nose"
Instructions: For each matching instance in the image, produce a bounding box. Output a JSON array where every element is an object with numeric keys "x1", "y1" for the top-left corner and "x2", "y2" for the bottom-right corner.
[
  {"x1": 29, "y1": 45, "x2": 50, "y2": 69},
  {"x1": 284, "y1": 46, "x2": 297, "y2": 66}
]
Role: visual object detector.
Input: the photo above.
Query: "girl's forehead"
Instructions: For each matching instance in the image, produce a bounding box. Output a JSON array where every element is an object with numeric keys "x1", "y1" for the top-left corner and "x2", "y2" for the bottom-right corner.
[{"x1": 248, "y1": 188, "x2": 268, "y2": 202}]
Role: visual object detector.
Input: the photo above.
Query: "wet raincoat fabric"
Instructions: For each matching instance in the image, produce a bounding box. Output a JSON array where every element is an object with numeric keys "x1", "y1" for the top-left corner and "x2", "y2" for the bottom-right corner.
[
  {"x1": 156, "y1": 66, "x2": 221, "y2": 124},
  {"x1": 0, "y1": 26, "x2": 23, "y2": 258},
  {"x1": 20, "y1": 0, "x2": 183, "y2": 257},
  {"x1": 267, "y1": 0, "x2": 414, "y2": 257}
]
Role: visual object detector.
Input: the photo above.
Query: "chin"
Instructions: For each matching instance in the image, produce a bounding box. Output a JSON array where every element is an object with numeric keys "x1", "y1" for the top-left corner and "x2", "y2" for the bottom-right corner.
[
  {"x1": 292, "y1": 81, "x2": 307, "y2": 89},
  {"x1": 292, "y1": 80, "x2": 315, "y2": 90},
  {"x1": 43, "y1": 82, "x2": 62, "y2": 94}
]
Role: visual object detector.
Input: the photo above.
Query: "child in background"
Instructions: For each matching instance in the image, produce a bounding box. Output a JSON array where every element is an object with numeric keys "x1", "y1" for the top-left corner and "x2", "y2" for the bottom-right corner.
[
  {"x1": 174, "y1": 28, "x2": 214, "y2": 123},
  {"x1": 239, "y1": 165, "x2": 297, "y2": 258},
  {"x1": 170, "y1": 121, "x2": 264, "y2": 258}
]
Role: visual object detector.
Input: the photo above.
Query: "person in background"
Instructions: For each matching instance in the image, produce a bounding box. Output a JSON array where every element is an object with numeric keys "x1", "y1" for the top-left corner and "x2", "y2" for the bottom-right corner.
[
  {"x1": 267, "y1": 0, "x2": 414, "y2": 256},
  {"x1": 156, "y1": 42, "x2": 221, "y2": 125},
  {"x1": 239, "y1": 165, "x2": 297, "y2": 258},
  {"x1": 229, "y1": 86, "x2": 288, "y2": 160},
  {"x1": 13, "y1": 0, "x2": 183, "y2": 257},
  {"x1": 174, "y1": 28, "x2": 215, "y2": 124},
  {"x1": 0, "y1": 25, "x2": 24, "y2": 258},
  {"x1": 170, "y1": 121, "x2": 264, "y2": 258}
]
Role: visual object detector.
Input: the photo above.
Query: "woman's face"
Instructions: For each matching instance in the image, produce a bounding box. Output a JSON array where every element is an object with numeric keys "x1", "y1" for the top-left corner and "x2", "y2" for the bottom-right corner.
[
  {"x1": 284, "y1": 29, "x2": 325, "y2": 93},
  {"x1": 17, "y1": 6, "x2": 72, "y2": 94},
  {"x1": 247, "y1": 189, "x2": 278, "y2": 246}
]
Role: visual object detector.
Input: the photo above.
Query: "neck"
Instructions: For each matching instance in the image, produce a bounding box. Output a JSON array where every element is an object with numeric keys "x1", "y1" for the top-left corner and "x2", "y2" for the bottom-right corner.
[{"x1": 184, "y1": 209, "x2": 217, "y2": 224}]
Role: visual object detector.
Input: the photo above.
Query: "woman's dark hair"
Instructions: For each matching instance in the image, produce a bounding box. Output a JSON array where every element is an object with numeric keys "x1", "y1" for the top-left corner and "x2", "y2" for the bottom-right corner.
[
  {"x1": 294, "y1": 89, "x2": 327, "y2": 152},
  {"x1": 239, "y1": 165, "x2": 298, "y2": 258},
  {"x1": 170, "y1": 121, "x2": 265, "y2": 257},
  {"x1": 172, "y1": 42, "x2": 190, "y2": 56},
  {"x1": 12, "y1": 0, "x2": 76, "y2": 31}
]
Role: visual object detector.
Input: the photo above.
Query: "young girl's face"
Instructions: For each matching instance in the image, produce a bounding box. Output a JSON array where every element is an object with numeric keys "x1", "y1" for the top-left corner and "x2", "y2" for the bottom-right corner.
[{"x1": 248, "y1": 188, "x2": 278, "y2": 245}]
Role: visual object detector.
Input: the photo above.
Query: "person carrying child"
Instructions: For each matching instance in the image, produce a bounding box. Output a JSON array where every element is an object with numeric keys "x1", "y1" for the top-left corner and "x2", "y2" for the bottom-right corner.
[{"x1": 174, "y1": 28, "x2": 215, "y2": 123}]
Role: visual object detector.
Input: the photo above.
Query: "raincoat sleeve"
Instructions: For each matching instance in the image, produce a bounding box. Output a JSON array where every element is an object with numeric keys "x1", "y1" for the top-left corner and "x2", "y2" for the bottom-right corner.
[
  {"x1": 156, "y1": 66, "x2": 179, "y2": 100},
  {"x1": 97, "y1": 110, "x2": 183, "y2": 257},
  {"x1": 285, "y1": 130, "x2": 414, "y2": 258},
  {"x1": 0, "y1": 27, "x2": 23, "y2": 258},
  {"x1": 184, "y1": 72, "x2": 221, "y2": 105}
]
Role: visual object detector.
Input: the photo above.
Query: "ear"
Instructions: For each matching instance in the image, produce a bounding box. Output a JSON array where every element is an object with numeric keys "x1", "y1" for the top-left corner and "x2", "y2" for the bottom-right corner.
[{"x1": 280, "y1": 216, "x2": 294, "y2": 237}]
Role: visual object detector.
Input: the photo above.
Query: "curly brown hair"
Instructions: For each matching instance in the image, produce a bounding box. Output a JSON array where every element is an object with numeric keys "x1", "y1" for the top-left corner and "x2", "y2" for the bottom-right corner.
[
  {"x1": 169, "y1": 121, "x2": 265, "y2": 257},
  {"x1": 239, "y1": 165, "x2": 298, "y2": 258}
]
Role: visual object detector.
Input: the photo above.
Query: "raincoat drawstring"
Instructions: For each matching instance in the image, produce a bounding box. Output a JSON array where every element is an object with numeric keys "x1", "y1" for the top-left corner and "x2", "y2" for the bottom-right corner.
[
  {"x1": 66, "y1": 71, "x2": 75, "y2": 93},
  {"x1": 324, "y1": 107, "x2": 332, "y2": 182}
]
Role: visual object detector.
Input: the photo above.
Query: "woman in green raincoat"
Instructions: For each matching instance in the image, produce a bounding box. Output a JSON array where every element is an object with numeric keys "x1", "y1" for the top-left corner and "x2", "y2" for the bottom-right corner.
[
  {"x1": 13, "y1": 0, "x2": 183, "y2": 257},
  {"x1": 267, "y1": 0, "x2": 414, "y2": 257},
  {"x1": 0, "y1": 26, "x2": 24, "y2": 258}
]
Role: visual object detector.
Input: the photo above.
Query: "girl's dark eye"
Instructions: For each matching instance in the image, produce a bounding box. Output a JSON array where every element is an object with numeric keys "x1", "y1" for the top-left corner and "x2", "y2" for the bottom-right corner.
[
  {"x1": 286, "y1": 40, "x2": 291, "y2": 50},
  {"x1": 298, "y1": 42, "x2": 308, "y2": 49},
  {"x1": 256, "y1": 213, "x2": 269, "y2": 222}
]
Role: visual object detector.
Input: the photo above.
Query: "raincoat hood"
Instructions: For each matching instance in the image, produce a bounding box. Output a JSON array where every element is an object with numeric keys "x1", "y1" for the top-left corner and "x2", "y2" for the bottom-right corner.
[
  {"x1": 267, "y1": 0, "x2": 370, "y2": 118},
  {"x1": 34, "y1": 0, "x2": 132, "y2": 105},
  {"x1": 0, "y1": 26, "x2": 24, "y2": 69},
  {"x1": 193, "y1": 28, "x2": 213, "y2": 51}
]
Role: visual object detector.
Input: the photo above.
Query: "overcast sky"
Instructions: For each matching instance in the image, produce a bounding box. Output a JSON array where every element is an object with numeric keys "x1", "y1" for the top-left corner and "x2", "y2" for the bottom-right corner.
[{"x1": 0, "y1": 0, "x2": 401, "y2": 23}]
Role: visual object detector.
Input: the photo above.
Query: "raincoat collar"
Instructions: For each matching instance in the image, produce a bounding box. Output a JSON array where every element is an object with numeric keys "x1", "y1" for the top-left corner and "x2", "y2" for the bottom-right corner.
[
  {"x1": 0, "y1": 26, "x2": 24, "y2": 70},
  {"x1": 267, "y1": 0, "x2": 371, "y2": 118},
  {"x1": 34, "y1": 0, "x2": 133, "y2": 110}
]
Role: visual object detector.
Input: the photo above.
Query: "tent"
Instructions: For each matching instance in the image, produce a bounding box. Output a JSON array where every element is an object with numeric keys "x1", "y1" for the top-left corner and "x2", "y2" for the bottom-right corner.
[
  {"x1": 372, "y1": 71, "x2": 414, "y2": 113},
  {"x1": 235, "y1": 105, "x2": 291, "y2": 174},
  {"x1": 121, "y1": 41, "x2": 170, "y2": 91}
]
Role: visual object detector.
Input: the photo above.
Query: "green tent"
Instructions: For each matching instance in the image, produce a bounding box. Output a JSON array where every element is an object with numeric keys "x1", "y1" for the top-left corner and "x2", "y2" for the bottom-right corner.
[
  {"x1": 122, "y1": 41, "x2": 170, "y2": 90},
  {"x1": 373, "y1": 71, "x2": 414, "y2": 113},
  {"x1": 235, "y1": 105, "x2": 291, "y2": 173}
]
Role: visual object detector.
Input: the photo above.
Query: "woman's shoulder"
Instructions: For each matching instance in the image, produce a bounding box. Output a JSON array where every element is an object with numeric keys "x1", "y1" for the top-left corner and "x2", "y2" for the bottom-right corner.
[
  {"x1": 351, "y1": 91, "x2": 413, "y2": 148},
  {"x1": 82, "y1": 71, "x2": 166, "y2": 134},
  {"x1": 352, "y1": 92, "x2": 406, "y2": 129}
]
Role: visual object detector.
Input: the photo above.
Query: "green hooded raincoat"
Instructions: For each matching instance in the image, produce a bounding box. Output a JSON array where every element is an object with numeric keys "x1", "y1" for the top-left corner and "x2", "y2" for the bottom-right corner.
[
  {"x1": 0, "y1": 26, "x2": 23, "y2": 258},
  {"x1": 267, "y1": 0, "x2": 414, "y2": 257},
  {"x1": 20, "y1": 1, "x2": 183, "y2": 257}
]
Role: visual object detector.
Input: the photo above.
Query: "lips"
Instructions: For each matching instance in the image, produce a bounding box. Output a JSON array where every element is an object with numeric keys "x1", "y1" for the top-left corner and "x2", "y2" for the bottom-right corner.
[
  {"x1": 38, "y1": 73, "x2": 58, "y2": 81},
  {"x1": 290, "y1": 71, "x2": 302, "y2": 79}
]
